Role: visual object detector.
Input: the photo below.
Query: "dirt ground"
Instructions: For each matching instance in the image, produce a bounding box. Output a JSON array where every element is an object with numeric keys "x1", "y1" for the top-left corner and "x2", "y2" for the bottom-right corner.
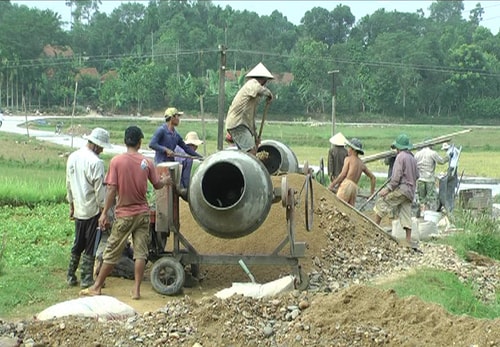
[{"x1": 2, "y1": 174, "x2": 499, "y2": 346}]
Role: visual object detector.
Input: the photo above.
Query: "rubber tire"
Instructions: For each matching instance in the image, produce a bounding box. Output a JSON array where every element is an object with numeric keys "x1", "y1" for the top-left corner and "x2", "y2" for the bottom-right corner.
[{"x1": 150, "y1": 257, "x2": 185, "y2": 295}]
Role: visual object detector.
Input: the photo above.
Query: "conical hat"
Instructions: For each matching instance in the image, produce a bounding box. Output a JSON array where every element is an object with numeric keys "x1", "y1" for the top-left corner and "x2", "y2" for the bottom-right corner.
[
  {"x1": 246, "y1": 62, "x2": 274, "y2": 79},
  {"x1": 329, "y1": 132, "x2": 347, "y2": 146}
]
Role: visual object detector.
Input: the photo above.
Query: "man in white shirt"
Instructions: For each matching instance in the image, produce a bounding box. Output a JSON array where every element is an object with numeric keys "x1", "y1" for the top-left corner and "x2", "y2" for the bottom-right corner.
[
  {"x1": 66, "y1": 127, "x2": 111, "y2": 288},
  {"x1": 414, "y1": 143, "x2": 448, "y2": 212}
]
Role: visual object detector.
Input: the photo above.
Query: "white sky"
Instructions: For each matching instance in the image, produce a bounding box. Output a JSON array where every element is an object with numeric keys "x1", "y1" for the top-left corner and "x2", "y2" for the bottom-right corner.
[{"x1": 13, "y1": 1, "x2": 500, "y2": 34}]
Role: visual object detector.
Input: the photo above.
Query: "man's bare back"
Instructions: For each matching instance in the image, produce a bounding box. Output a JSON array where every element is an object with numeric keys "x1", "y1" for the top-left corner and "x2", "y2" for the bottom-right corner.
[{"x1": 328, "y1": 139, "x2": 376, "y2": 206}]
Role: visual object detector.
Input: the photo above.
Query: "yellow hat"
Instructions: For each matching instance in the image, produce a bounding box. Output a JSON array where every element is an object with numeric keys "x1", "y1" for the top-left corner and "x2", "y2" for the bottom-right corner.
[{"x1": 164, "y1": 107, "x2": 184, "y2": 120}]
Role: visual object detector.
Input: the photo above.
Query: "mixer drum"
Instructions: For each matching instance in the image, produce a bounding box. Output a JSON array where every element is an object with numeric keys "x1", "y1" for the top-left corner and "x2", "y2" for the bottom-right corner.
[
  {"x1": 257, "y1": 140, "x2": 299, "y2": 175},
  {"x1": 188, "y1": 150, "x2": 274, "y2": 239}
]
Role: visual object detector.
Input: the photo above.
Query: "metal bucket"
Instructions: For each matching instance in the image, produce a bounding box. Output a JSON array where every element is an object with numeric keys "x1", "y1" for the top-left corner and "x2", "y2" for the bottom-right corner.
[
  {"x1": 188, "y1": 150, "x2": 274, "y2": 239},
  {"x1": 257, "y1": 140, "x2": 299, "y2": 175}
]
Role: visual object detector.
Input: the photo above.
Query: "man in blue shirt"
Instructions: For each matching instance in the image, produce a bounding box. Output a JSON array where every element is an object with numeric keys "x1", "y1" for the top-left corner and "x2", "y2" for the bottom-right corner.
[{"x1": 149, "y1": 107, "x2": 201, "y2": 164}]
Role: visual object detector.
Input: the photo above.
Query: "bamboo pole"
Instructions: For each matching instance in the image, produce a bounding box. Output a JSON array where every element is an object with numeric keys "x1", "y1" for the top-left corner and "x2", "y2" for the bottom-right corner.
[
  {"x1": 70, "y1": 81, "x2": 78, "y2": 148},
  {"x1": 362, "y1": 129, "x2": 472, "y2": 164}
]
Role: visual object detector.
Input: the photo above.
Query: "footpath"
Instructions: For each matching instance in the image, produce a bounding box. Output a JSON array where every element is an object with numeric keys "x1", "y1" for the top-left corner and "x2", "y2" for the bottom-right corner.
[{"x1": 0, "y1": 115, "x2": 153, "y2": 157}]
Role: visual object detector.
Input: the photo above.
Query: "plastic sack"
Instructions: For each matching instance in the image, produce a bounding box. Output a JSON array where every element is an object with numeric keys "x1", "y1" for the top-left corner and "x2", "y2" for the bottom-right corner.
[
  {"x1": 215, "y1": 275, "x2": 295, "y2": 299},
  {"x1": 36, "y1": 295, "x2": 137, "y2": 321}
]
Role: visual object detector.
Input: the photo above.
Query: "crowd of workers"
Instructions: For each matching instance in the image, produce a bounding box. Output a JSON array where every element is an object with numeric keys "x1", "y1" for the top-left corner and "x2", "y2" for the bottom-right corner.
[
  {"x1": 327, "y1": 131, "x2": 459, "y2": 249},
  {"x1": 65, "y1": 61, "x2": 459, "y2": 298}
]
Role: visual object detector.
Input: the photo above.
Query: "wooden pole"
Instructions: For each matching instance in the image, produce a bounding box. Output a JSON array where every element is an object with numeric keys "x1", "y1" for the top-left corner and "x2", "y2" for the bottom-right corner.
[
  {"x1": 362, "y1": 129, "x2": 472, "y2": 164},
  {"x1": 217, "y1": 44, "x2": 226, "y2": 151},
  {"x1": 70, "y1": 81, "x2": 78, "y2": 148},
  {"x1": 22, "y1": 95, "x2": 29, "y2": 137},
  {"x1": 327, "y1": 70, "x2": 339, "y2": 139}
]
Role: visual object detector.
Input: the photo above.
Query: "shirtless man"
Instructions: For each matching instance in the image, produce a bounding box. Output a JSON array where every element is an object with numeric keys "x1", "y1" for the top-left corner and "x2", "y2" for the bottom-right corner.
[{"x1": 328, "y1": 138, "x2": 376, "y2": 206}]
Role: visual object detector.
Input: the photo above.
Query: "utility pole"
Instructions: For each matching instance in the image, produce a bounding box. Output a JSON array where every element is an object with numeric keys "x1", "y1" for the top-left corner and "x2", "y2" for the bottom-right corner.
[
  {"x1": 328, "y1": 70, "x2": 339, "y2": 139},
  {"x1": 217, "y1": 44, "x2": 227, "y2": 151}
]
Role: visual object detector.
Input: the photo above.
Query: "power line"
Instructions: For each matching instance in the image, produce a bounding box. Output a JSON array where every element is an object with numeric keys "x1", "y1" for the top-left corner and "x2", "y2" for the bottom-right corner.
[{"x1": 2, "y1": 47, "x2": 500, "y2": 78}]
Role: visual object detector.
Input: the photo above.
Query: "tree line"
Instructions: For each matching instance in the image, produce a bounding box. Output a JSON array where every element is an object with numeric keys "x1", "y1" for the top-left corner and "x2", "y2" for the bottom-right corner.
[{"x1": 0, "y1": 0, "x2": 499, "y2": 124}]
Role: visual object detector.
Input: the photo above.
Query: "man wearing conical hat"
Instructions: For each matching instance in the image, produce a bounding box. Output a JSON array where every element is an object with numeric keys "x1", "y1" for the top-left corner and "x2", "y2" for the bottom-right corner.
[
  {"x1": 225, "y1": 62, "x2": 274, "y2": 155},
  {"x1": 327, "y1": 132, "x2": 348, "y2": 186},
  {"x1": 328, "y1": 138, "x2": 376, "y2": 206}
]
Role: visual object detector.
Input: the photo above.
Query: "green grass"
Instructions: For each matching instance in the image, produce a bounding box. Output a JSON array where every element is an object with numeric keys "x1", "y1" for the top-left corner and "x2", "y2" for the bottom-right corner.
[
  {"x1": 0, "y1": 204, "x2": 76, "y2": 317},
  {"x1": 30, "y1": 117, "x2": 500, "y2": 179},
  {"x1": 375, "y1": 268, "x2": 500, "y2": 319},
  {"x1": 436, "y1": 209, "x2": 500, "y2": 261}
]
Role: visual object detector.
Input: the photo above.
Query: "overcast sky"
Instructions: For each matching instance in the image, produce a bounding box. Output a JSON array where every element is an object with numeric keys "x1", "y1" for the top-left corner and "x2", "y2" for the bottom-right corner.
[{"x1": 13, "y1": 1, "x2": 500, "y2": 34}]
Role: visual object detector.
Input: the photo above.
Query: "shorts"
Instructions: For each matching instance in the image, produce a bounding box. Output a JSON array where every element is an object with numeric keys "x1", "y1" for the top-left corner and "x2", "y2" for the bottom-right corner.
[
  {"x1": 337, "y1": 179, "x2": 358, "y2": 205},
  {"x1": 227, "y1": 125, "x2": 255, "y2": 152},
  {"x1": 374, "y1": 189, "x2": 413, "y2": 229},
  {"x1": 102, "y1": 212, "x2": 150, "y2": 264}
]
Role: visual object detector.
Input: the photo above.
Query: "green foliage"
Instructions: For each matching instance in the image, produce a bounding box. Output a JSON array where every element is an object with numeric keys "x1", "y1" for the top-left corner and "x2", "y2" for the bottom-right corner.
[
  {"x1": 376, "y1": 268, "x2": 500, "y2": 319},
  {"x1": 438, "y1": 209, "x2": 500, "y2": 261},
  {"x1": 2, "y1": 1, "x2": 500, "y2": 123},
  {"x1": 0, "y1": 204, "x2": 74, "y2": 316}
]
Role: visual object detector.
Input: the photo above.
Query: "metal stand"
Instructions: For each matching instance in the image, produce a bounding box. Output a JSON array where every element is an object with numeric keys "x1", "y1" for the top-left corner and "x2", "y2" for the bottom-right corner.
[{"x1": 149, "y1": 173, "x2": 314, "y2": 296}]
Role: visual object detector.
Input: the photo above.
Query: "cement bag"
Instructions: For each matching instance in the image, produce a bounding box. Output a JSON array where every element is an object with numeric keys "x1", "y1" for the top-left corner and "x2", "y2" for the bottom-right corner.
[
  {"x1": 391, "y1": 218, "x2": 419, "y2": 241},
  {"x1": 418, "y1": 221, "x2": 438, "y2": 241},
  {"x1": 36, "y1": 295, "x2": 137, "y2": 321},
  {"x1": 215, "y1": 275, "x2": 295, "y2": 299}
]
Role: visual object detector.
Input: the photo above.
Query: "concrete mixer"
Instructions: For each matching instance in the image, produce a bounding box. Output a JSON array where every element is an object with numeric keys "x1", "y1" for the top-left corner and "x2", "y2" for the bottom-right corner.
[{"x1": 148, "y1": 148, "x2": 314, "y2": 296}]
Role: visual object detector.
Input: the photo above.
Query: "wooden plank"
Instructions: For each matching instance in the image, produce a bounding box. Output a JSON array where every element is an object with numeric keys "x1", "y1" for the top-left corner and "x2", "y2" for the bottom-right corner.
[{"x1": 362, "y1": 129, "x2": 471, "y2": 164}]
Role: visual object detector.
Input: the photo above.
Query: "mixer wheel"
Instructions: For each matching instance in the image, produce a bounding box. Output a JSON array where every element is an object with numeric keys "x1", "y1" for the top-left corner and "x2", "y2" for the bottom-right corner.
[{"x1": 150, "y1": 257, "x2": 185, "y2": 295}]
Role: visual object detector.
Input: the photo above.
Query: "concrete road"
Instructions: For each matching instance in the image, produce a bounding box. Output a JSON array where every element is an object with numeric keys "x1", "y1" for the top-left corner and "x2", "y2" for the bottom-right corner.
[{"x1": 0, "y1": 115, "x2": 152, "y2": 156}]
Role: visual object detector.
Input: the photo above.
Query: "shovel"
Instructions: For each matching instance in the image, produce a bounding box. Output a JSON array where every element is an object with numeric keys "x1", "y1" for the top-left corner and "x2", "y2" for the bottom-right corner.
[
  {"x1": 257, "y1": 101, "x2": 271, "y2": 141},
  {"x1": 173, "y1": 152, "x2": 204, "y2": 161},
  {"x1": 358, "y1": 177, "x2": 391, "y2": 211}
]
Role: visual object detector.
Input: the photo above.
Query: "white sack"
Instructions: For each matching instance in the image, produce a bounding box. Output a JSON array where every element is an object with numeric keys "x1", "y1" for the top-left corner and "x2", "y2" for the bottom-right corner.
[
  {"x1": 36, "y1": 295, "x2": 137, "y2": 321},
  {"x1": 215, "y1": 275, "x2": 295, "y2": 300}
]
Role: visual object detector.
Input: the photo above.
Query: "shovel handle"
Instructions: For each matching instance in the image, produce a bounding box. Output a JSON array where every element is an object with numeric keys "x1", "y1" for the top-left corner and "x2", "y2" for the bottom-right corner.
[{"x1": 258, "y1": 101, "x2": 271, "y2": 140}]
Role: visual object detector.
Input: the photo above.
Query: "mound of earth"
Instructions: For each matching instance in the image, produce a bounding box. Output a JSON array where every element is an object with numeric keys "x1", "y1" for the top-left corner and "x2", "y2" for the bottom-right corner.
[{"x1": 1, "y1": 174, "x2": 498, "y2": 346}]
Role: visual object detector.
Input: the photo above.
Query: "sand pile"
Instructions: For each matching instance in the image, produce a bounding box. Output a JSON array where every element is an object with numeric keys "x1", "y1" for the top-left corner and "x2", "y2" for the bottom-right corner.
[{"x1": 175, "y1": 173, "x2": 405, "y2": 290}]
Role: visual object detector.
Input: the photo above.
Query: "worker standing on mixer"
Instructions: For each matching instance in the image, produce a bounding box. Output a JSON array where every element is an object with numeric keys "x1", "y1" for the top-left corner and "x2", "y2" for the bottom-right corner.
[{"x1": 225, "y1": 62, "x2": 274, "y2": 156}]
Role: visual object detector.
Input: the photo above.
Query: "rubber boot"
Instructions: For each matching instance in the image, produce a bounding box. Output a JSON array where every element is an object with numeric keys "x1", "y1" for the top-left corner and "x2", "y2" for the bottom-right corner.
[
  {"x1": 80, "y1": 254, "x2": 96, "y2": 288},
  {"x1": 66, "y1": 253, "x2": 80, "y2": 286}
]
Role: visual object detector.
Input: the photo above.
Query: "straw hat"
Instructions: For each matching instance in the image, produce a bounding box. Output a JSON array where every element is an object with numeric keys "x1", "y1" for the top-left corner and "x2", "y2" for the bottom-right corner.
[
  {"x1": 184, "y1": 131, "x2": 203, "y2": 146},
  {"x1": 83, "y1": 127, "x2": 112, "y2": 148},
  {"x1": 329, "y1": 132, "x2": 347, "y2": 146},
  {"x1": 246, "y1": 62, "x2": 274, "y2": 79},
  {"x1": 345, "y1": 138, "x2": 364, "y2": 155},
  {"x1": 441, "y1": 142, "x2": 450, "y2": 150}
]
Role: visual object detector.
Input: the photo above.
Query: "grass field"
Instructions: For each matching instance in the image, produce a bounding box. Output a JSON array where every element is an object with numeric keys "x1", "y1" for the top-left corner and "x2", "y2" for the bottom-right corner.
[{"x1": 27, "y1": 117, "x2": 500, "y2": 179}]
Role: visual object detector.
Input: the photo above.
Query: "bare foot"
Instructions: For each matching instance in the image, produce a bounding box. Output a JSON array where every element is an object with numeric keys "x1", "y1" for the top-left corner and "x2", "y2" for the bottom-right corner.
[
  {"x1": 79, "y1": 287, "x2": 101, "y2": 296},
  {"x1": 130, "y1": 289, "x2": 140, "y2": 300}
]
